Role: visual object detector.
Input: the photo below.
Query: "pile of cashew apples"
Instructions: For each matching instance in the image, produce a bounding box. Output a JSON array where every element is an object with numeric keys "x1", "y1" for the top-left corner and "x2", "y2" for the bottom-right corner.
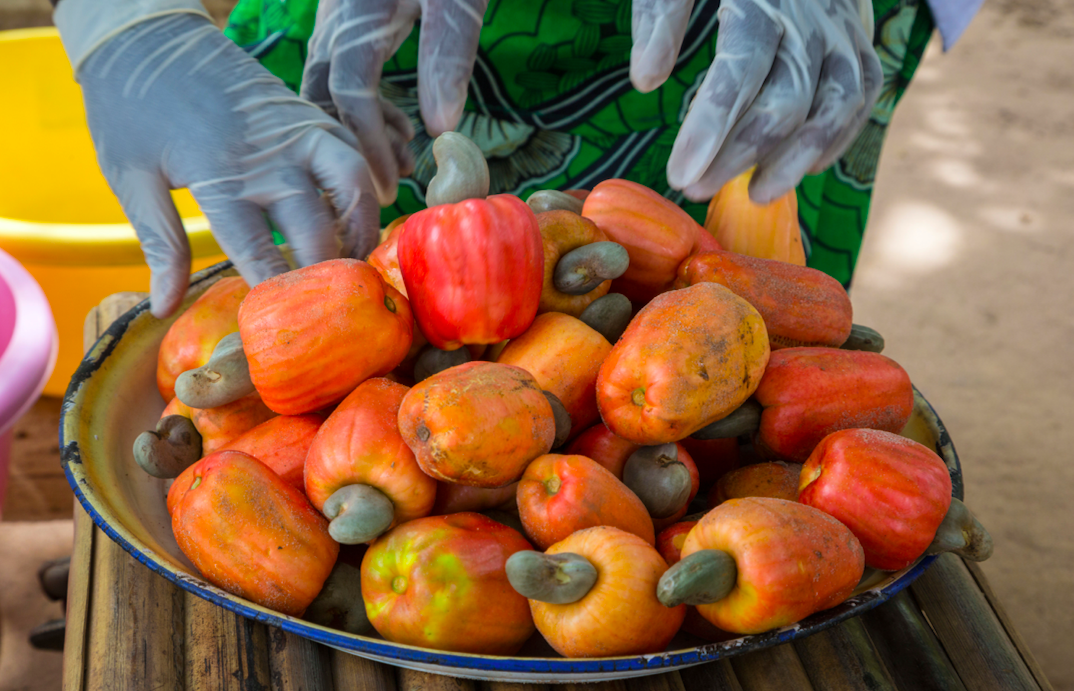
[{"x1": 137, "y1": 133, "x2": 993, "y2": 659}]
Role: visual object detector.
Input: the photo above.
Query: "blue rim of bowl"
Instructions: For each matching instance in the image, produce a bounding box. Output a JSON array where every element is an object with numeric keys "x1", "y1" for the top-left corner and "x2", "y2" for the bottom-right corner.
[{"x1": 59, "y1": 260, "x2": 962, "y2": 678}]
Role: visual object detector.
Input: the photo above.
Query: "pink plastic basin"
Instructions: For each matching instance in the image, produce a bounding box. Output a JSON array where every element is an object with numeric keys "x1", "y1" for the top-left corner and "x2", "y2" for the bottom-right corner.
[{"x1": 0, "y1": 247, "x2": 57, "y2": 517}]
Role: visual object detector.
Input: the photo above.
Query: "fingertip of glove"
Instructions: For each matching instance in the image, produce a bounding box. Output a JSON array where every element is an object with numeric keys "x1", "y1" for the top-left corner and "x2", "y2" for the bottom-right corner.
[{"x1": 629, "y1": 48, "x2": 673, "y2": 95}]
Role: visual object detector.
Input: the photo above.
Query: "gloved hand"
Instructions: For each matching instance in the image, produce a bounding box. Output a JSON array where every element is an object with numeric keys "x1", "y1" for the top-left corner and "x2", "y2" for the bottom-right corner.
[
  {"x1": 631, "y1": 0, "x2": 882, "y2": 204},
  {"x1": 54, "y1": 2, "x2": 380, "y2": 318},
  {"x1": 301, "y1": 0, "x2": 489, "y2": 205}
]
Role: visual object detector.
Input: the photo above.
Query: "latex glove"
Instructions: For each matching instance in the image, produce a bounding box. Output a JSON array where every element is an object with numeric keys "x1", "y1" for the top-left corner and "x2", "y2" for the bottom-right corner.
[
  {"x1": 301, "y1": 0, "x2": 489, "y2": 205},
  {"x1": 631, "y1": 0, "x2": 882, "y2": 203},
  {"x1": 54, "y1": 4, "x2": 379, "y2": 318}
]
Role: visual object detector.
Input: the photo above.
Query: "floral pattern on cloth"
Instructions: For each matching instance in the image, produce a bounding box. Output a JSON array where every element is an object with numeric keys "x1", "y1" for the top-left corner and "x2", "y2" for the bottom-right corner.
[{"x1": 225, "y1": 0, "x2": 935, "y2": 286}]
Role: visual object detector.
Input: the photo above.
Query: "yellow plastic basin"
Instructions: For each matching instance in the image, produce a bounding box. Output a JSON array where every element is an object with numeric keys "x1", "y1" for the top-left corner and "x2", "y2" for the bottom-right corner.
[{"x1": 0, "y1": 28, "x2": 226, "y2": 396}]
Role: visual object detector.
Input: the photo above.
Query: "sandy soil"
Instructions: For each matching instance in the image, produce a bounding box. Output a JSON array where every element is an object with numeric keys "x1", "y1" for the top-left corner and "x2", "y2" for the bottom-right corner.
[{"x1": 853, "y1": 1, "x2": 1074, "y2": 688}]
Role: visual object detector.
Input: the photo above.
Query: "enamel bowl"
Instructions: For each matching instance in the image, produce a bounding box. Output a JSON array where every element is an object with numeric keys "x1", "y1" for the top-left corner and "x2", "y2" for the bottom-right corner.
[{"x1": 61, "y1": 261, "x2": 963, "y2": 683}]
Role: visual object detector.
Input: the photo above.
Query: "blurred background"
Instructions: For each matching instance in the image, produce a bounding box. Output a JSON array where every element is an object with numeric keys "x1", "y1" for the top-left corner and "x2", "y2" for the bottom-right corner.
[{"x1": 0, "y1": 0, "x2": 1071, "y2": 689}]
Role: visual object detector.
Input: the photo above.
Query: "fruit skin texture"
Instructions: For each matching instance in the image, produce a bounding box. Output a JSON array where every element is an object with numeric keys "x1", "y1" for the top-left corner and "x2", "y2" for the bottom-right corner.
[
  {"x1": 238, "y1": 259, "x2": 414, "y2": 416},
  {"x1": 157, "y1": 276, "x2": 249, "y2": 402},
  {"x1": 191, "y1": 392, "x2": 277, "y2": 455},
  {"x1": 304, "y1": 378, "x2": 437, "y2": 526},
  {"x1": 703, "y1": 169, "x2": 805, "y2": 265},
  {"x1": 535, "y1": 210, "x2": 612, "y2": 316},
  {"x1": 516, "y1": 454, "x2": 655, "y2": 549},
  {"x1": 398, "y1": 194, "x2": 543, "y2": 350},
  {"x1": 656, "y1": 520, "x2": 698, "y2": 566},
  {"x1": 682, "y1": 497, "x2": 864, "y2": 634},
  {"x1": 219, "y1": 413, "x2": 325, "y2": 491},
  {"x1": 597, "y1": 282, "x2": 770, "y2": 444},
  {"x1": 168, "y1": 450, "x2": 338, "y2": 617},
  {"x1": 708, "y1": 461, "x2": 802, "y2": 508},
  {"x1": 368, "y1": 217, "x2": 410, "y2": 297},
  {"x1": 582, "y1": 179, "x2": 720, "y2": 304},
  {"x1": 496, "y1": 313, "x2": 612, "y2": 440},
  {"x1": 398, "y1": 362, "x2": 555, "y2": 488},
  {"x1": 161, "y1": 396, "x2": 193, "y2": 420},
  {"x1": 431, "y1": 482, "x2": 518, "y2": 516},
  {"x1": 529, "y1": 526, "x2": 685, "y2": 657},
  {"x1": 361, "y1": 512, "x2": 534, "y2": 654},
  {"x1": 754, "y1": 348, "x2": 914, "y2": 462},
  {"x1": 675, "y1": 250, "x2": 852, "y2": 349},
  {"x1": 798, "y1": 428, "x2": 953, "y2": 571}
]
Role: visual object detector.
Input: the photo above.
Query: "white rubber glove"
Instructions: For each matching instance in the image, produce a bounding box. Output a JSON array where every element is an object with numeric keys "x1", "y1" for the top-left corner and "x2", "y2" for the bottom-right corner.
[
  {"x1": 55, "y1": 2, "x2": 380, "y2": 318},
  {"x1": 301, "y1": 0, "x2": 489, "y2": 205},
  {"x1": 631, "y1": 0, "x2": 882, "y2": 204}
]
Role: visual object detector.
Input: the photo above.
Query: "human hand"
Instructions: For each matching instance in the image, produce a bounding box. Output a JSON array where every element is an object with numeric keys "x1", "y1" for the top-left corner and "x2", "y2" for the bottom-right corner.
[
  {"x1": 631, "y1": 0, "x2": 882, "y2": 203},
  {"x1": 301, "y1": 0, "x2": 489, "y2": 205},
  {"x1": 57, "y1": 7, "x2": 380, "y2": 318}
]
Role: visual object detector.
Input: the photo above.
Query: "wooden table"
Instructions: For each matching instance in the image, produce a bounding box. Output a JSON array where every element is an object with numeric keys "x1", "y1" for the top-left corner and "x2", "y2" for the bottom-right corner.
[{"x1": 64, "y1": 293, "x2": 1055, "y2": 691}]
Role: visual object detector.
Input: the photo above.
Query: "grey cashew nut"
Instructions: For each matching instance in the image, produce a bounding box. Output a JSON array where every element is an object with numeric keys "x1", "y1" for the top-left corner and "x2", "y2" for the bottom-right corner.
[
  {"x1": 527, "y1": 190, "x2": 584, "y2": 214},
  {"x1": 414, "y1": 345, "x2": 471, "y2": 383},
  {"x1": 926, "y1": 497, "x2": 994, "y2": 562},
  {"x1": 623, "y1": 443, "x2": 692, "y2": 519},
  {"x1": 505, "y1": 551, "x2": 598, "y2": 604},
  {"x1": 542, "y1": 390, "x2": 573, "y2": 449},
  {"x1": 133, "y1": 415, "x2": 202, "y2": 479},
  {"x1": 691, "y1": 400, "x2": 763, "y2": 440},
  {"x1": 657, "y1": 549, "x2": 738, "y2": 608},
  {"x1": 303, "y1": 560, "x2": 373, "y2": 635},
  {"x1": 322, "y1": 484, "x2": 395, "y2": 545},
  {"x1": 174, "y1": 332, "x2": 255, "y2": 409},
  {"x1": 578, "y1": 293, "x2": 632, "y2": 344},
  {"x1": 553, "y1": 242, "x2": 630, "y2": 295},
  {"x1": 841, "y1": 324, "x2": 886, "y2": 353},
  {"x1": 425, "y1": 132, "x2": 490, "y2": 207}
]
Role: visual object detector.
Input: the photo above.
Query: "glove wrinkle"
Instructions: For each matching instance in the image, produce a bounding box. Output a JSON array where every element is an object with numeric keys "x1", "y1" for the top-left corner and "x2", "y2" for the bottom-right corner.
[
  {"x1": 664, "y1": 0, "x2": 882, "y2": 201},
  {"x1": 71, "y1": 12, "x2": 379, "y2": 317}
]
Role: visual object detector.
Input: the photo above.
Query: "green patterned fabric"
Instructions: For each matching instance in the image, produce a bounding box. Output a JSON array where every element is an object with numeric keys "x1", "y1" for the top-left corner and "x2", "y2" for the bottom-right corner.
[{"x1": 225, "y1": 0, "x2": 935, "y2": 286}]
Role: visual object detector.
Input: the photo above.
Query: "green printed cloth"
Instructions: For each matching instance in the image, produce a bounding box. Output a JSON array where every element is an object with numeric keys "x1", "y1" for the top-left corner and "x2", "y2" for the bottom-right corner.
[{"x1": 225, "y1": 0, "x2": 935, "y2": 286}]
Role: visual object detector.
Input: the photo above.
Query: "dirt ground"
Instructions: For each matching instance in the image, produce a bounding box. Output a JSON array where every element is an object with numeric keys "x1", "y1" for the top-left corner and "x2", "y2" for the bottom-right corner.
[
  {"x1": 2, "y1": 0, "x2": 1073, "y2": 689},
  {"x1": 852, "y1": 0, "x2": 1074, "y2": 688}
]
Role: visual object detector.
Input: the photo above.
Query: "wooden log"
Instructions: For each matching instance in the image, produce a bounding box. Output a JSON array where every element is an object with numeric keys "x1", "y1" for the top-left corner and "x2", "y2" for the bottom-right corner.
[
  {"x1": 482, "y1": 682, "x2": 549, "y2": 691},
  {"x1": 793, "y1": 618, "x2": 897, "y2": 691},
  {"x1": 267, "y1": 628, "x2": 333, "y2": 691},
  {"x1": 963, "y1": 561, "x2": 1056, "y2": 691},
  {"x1": 71, "y1": 292, "x2": 172, "y2": 691},
  {"x1": 84, "y1": 536, "x2": 185, "y2": 690},
  {"x1": 184, "y1": 594, "x2": 272, "y2": 690},
  {"x1": 330, "y1": 650, "x2": 396, "y2": 691},
  {"x1": 398, "y1": 668, "x2": 475, "y2": 691},
  {"x1": 860, "y1": 590, "x2": 967, "y2": 691},
  {"x1": 910, "y1": 553, "x2": 1043, "y2": 691},
  {"x1": 62, "y1": 503, "x2": 95, "y2": 691},
  {"x1": 678, "y1": 659, "x2": 743, "y2": 691},
  {"x1": 729, "y1": 643, "x2": 814, "y2": 691}
]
